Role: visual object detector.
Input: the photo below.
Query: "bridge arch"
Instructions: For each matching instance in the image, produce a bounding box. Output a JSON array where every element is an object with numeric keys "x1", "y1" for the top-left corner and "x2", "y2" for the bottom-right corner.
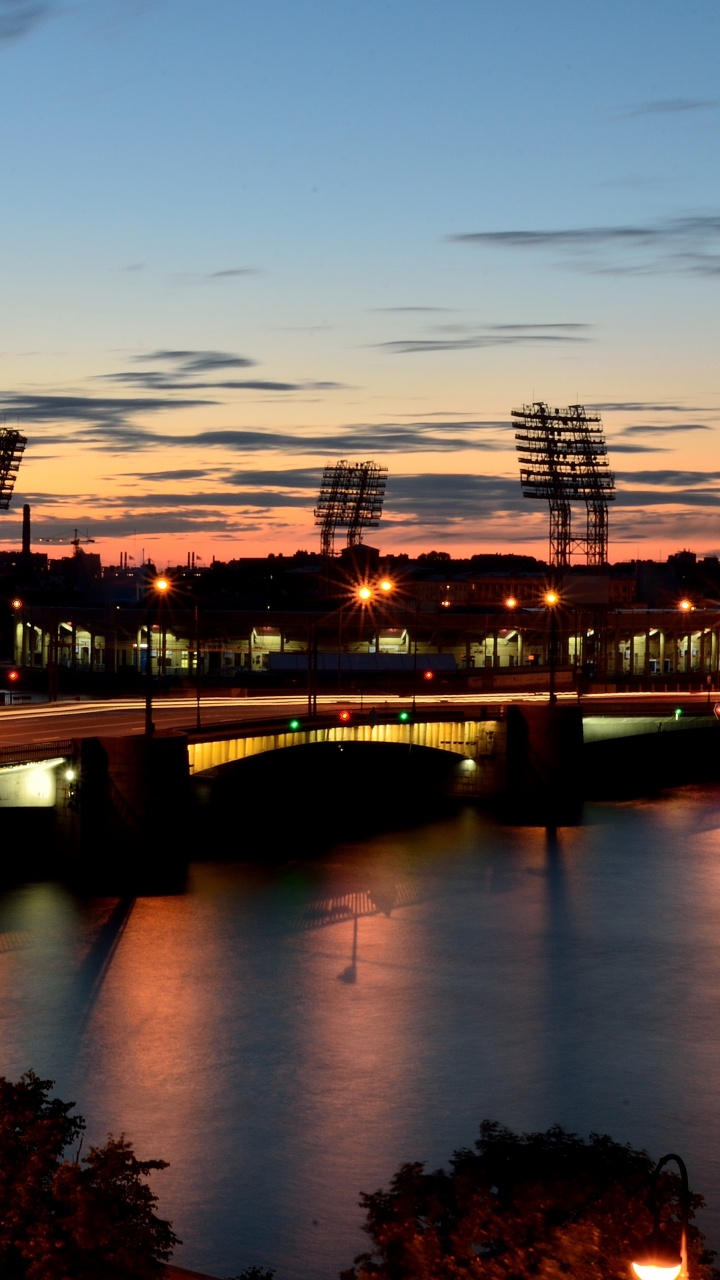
[{"x1": 187, "y1": 718, "x2": 501, "y2": 774}]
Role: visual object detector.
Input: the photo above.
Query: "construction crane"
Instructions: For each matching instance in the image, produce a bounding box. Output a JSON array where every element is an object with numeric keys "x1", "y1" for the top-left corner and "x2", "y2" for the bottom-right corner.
[{"x1": 37, "y1": 528, "x2": 97, "y2": 556}]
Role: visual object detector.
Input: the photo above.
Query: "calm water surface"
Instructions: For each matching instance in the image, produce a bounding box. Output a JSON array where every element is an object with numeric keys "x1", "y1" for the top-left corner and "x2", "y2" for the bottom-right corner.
[{"x1": 3, "y1": 788, "x2": 720, "y2": 1278}]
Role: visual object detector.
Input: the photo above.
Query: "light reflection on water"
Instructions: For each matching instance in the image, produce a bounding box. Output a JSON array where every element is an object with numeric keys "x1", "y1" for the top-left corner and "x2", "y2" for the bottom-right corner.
[{"x1": 3, "y1": 790, "x2": 720, "y2": 1278}]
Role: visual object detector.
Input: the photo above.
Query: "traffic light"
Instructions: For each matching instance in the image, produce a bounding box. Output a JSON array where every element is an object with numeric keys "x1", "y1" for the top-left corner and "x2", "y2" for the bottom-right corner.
[
  {"x1": 423, "y1": 670, "x2": 434, "y2": 681},
  {"x1": 288, "y1": 718, "x2": 301, "y2": 731},
  {"x1": 338, "y1": 709, "x2": 352, "y2": 723},
  {"x1": 398, "y1": 710, "x2": 411, "y2": 723},
  {"x1": 0, "y1": 665, "x2": 20, "y2": 688}
]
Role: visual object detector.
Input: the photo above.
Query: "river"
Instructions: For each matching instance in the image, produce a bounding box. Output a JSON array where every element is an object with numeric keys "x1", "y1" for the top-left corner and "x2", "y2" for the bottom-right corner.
[{"x1": 2, "y1": 786, "x2": 720, "y2": 1278}]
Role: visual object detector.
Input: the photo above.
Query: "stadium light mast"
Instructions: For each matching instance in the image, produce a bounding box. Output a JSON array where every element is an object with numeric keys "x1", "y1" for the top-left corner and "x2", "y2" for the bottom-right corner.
[
  {"x1": 0, "y1": 429, "x2": 27, "y2": 510},
  {"x1": 314, "y1": 459, "x2": 387, "y2": 557},
  {"x1": 512, "y1": 402, "x2": 615, "y2": 568}
]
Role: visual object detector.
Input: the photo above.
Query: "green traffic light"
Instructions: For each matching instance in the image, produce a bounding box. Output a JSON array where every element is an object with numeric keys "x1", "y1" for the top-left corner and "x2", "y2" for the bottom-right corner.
[
  {"x1": 289, "y1": 718, "x2": 301, "y2": 730},
  {"x1": 398, "y1": 711, "x2": 410, "y2": 723},
  {"x1": 674, "y1": 708, "x2": 683, "y2": 720}
]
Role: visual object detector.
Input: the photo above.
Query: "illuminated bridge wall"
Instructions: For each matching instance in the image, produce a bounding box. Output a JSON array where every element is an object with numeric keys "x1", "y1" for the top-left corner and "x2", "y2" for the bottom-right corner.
[
  {"x1": 188, "y1": 719, "x2": 504, "y2": 796},
  {"x1": 0, "y1": 757, "x2": 67, "y2": 808}
]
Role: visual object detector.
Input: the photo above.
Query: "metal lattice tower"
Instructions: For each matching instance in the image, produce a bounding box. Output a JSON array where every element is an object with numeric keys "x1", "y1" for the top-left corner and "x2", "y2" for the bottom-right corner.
[
  {"x1": 512, "y1": 402, "x2": 615, "y2": 567},
  {"x1": 0, "y1": 428, "x2": 27, "y2": 510},
  {"x1": 314, "y1": 460, "x2": 387, "y2": 557}
]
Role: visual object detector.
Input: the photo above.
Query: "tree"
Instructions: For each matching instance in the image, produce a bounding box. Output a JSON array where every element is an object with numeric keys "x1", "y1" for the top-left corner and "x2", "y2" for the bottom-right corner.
[
  {"x1": 226, "y1": 1269, "x2": 276, "y2": 1280},
  {"x1": 341, "y1": 1121, "x2": 719, "y2": 1280},
  {"x1": 0, "y1": 1071, "x2": 179, "y2": 1279}
]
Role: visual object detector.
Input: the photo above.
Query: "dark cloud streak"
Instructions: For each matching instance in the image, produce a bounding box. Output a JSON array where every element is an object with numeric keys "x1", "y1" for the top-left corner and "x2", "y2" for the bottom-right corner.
[
  {"x1": 450, "y1": 216, "x2": 720, "y2": 275},
  {"x1": 0, "y1": 0, "x2": 51, "y2": 40}
]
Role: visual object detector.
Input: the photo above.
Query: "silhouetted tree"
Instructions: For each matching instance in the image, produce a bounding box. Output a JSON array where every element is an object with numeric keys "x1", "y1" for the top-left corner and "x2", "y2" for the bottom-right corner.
[
  {"x1": 341, "y1": 1121, "x2": 719, "y2": 1280},
  {"x1": 0, "y1": 1071, "x2": 178, "y2": 1279},
  {"x1": 227, "y1": 1269, "x2": 276, "y2": 1280}
]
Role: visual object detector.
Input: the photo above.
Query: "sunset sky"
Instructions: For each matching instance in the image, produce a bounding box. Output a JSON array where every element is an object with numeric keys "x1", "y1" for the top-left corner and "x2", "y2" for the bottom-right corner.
[{"x1": 0, "y1": 0, "x2": 718, "y2": 567}]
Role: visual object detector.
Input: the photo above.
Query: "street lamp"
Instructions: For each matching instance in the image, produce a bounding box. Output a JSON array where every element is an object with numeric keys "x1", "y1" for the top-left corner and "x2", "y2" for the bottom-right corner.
[
  {"x1": 631, "y1": 1154, "x2": 690, "y2": 1280},
  {"x1": 544, "y1": 589, "x2": 560, "y2": 705},
  {"x1": 145, "y1": 574, "x2": 171, "y2": 738}
]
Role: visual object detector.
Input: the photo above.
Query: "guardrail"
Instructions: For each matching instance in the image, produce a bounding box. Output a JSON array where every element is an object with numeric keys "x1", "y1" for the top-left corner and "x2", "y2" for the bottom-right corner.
[{"x1": 0, "y1": 740, "x2": 73, "y2": 767}]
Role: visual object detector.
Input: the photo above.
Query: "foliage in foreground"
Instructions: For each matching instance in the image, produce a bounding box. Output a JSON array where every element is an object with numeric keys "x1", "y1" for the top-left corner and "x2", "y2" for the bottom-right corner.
[
  {"x1": 0, "y1": 1071, "x2": 179, "y2": 1279},
  {"x1": 341, "y1": 1120, "x2": 719, "y2": 1280}
]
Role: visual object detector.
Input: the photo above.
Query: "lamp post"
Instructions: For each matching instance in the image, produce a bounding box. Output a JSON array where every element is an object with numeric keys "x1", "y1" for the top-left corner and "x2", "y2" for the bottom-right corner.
[
  {"x1": 194, "y1": 597, "x2": 203, "y2": 731},
  {"x1": 544, "y1": 589, "x2": 559, "y2": 705},
  {"x1": 631, "y1": 1153, "x2": 690, "y2": 1280},
  {"x1": 144, "y1": 575, "x2": 170, "y2": 738}
]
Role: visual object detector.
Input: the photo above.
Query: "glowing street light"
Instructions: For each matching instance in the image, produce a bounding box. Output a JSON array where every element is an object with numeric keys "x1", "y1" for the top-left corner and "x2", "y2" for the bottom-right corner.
[
  {"x1": 679, "y1": 598, "x2": 692, "y2": 612},
  {"x1": 544, "y1": 588, "x2": 560, "y2": 705},
  {"x1": 357, "y1": 585, "x2": 372, "y2": 602},
  {"x1": 632, "y1": 1230, "x2": 682, "y2": 1280},
  {"x1": 145, "y1": 574, "x2": 173, "y2": 738},
  {"x1": 379, "y1": 578, "x2": 394, "y2": 593},
  {"x1": 631, "y1": 1153, "x2": 689, "y2": 1280},
  {"x1": 505, "y1": 596, "x2": 517, "y2": 609}
]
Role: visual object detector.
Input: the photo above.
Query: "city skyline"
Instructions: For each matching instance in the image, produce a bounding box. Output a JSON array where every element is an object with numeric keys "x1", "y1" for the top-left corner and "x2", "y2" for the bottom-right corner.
[{"x1": 0, "y1": 0, "x2": 718, "y2": 567}]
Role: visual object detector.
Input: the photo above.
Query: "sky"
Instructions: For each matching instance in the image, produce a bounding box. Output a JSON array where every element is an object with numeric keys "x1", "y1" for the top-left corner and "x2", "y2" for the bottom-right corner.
[{"x1": 0, "y1": 0, "x2": 719, "y2": 567}]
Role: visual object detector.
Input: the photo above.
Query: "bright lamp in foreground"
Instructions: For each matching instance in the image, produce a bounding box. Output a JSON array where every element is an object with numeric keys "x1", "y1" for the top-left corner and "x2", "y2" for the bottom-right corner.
[
  {"x1": 631, "y1": 1228, "x2": 682, "y2": 1280},
  {"x1": 631, "y1": 1153, "x2": 689, "y2": 1280}
]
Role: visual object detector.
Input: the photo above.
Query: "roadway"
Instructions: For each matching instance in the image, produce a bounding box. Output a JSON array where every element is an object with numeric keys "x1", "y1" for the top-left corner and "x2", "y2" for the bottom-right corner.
[{"x1": 0, "y1": 689, "x2": 717, "y2": 750}]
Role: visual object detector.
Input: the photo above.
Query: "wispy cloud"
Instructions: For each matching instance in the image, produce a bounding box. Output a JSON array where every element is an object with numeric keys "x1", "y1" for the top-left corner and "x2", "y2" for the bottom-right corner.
[
  {"x1": 377, "y1": 322, "x2": 591, "y2": 355},
  {"x1": 102, "y1": 348, "x2": 345, "y2": 393},
  {"x1": 170, "y1": 267, "x2": 262, "y2": 286},
  {"x1": 618, "y1": 423, "x2": 713, "y2": 436},
  {"x1": 0, "y1": 392, "x2": 213, "y2": 433},
  {"x1": 135, "y1": 350, "x2": 256, "y2": 372},
  {"x1": 0, "y1": 390, "x2": 513, "y2": 455},
  {"x1": 617, "y1": 98, "x2": 720, "y2": 119},
  {"x1": 206, "y1": 267, "x2": 261, "y2": 278},
  {"x1": 449, "y1": 217, "x2": 720, "y2": 276},
  {"x1": 0, "y1": 0, "x2": 51, "y2": 41},
  {"x1": 618, "y1": 469, "x2": 720, "y2": 488},
  {"x1": 591, "y1": 401, "x2": 713, "y2": 413},
  {"x1": 605, "y1": 443, "x2": 669, "y2": 454},
  {"x1": 373, "y1": 306, "x2": 455, "y2": 313}
]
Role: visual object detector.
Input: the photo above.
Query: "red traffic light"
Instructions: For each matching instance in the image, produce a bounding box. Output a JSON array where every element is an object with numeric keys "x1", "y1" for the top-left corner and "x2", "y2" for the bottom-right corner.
[
  {"x1": 7, "y1": 669, "x2": 19, "y2": 683},
  {"x1": 338, "y1": 709, "x2": 352, "y2": 723},
  {"x1": 423, "y1": 670, "x2": 434, "y2": 681}
]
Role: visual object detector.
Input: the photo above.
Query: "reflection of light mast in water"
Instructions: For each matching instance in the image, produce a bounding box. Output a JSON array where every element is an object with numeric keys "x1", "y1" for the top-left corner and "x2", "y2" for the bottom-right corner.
[
  {"x1": 338, "y1": 912, "x2": 359, "y2": 984},
  {"x1": 294, "y1": 880, "x2": 433, "y2": 984}
]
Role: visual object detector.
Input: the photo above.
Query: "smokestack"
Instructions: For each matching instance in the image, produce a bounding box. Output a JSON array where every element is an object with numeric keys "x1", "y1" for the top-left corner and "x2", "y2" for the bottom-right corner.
[{"x1": 22, "y1": 504, "x2": 30, "y2": 556}]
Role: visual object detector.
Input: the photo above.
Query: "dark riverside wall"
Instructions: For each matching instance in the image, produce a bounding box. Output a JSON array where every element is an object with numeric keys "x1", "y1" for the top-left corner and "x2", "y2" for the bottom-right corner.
[
  {"x1": 61, "y1": 732, "x2": 192, "y2": 891},
  {"x1": 584, "y1": 721, "x2": 720, "y2": 798}
]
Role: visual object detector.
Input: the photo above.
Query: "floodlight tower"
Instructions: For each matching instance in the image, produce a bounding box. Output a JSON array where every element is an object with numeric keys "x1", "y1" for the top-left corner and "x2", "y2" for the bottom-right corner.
[
  {"x1": 314, "y1": 460, "x2": 387, "y2": 557},
  {"x1": 512, "y1": 402, "x2": 615, "y2": 567},
  {"x1": 0, "y1": 429, "x2": 27, "y2": 510}
]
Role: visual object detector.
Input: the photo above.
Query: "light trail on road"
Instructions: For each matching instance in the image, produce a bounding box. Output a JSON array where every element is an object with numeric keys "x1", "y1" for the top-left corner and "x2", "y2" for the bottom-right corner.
[{"x1": 0, "y1": 688, "x2": 716, "y2": 750}]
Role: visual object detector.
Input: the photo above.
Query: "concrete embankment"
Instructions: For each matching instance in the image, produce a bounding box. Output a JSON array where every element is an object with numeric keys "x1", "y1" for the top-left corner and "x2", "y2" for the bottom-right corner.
[{"x1": 583, "y1": 714, "x2": 720, "y2": 797}]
